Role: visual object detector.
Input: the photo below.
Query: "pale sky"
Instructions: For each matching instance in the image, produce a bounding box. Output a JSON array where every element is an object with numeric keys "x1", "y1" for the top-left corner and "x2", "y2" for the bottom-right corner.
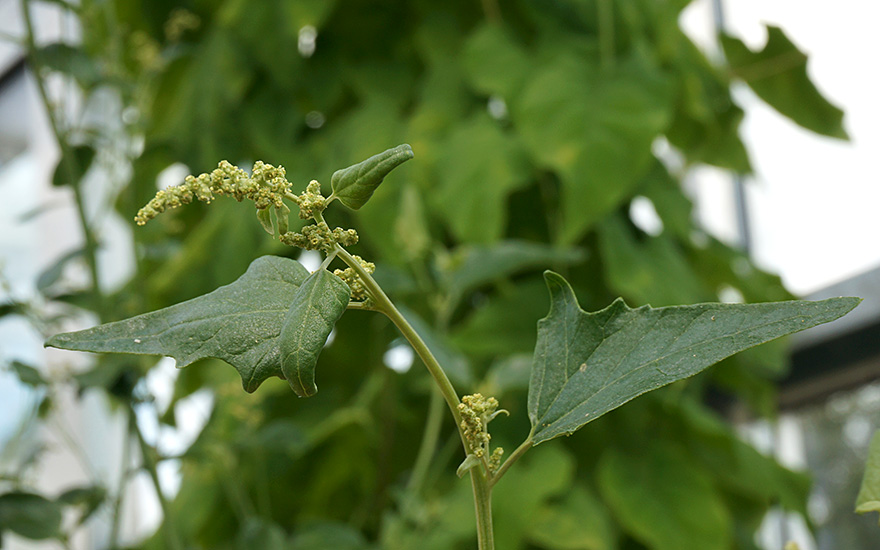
[{"x1": 681, "y1": 0, "x2": 880, "y2": 295}]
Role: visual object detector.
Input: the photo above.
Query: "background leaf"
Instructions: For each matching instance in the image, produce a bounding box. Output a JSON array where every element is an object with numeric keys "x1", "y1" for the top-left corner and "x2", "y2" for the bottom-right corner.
[
  {"x1": 598, "y1": 441, "x2": 731, "y2": 550},
  {"x1": 721, "y1": 26, "x2": 848, "y2": 139},
  {"x1": 0, "y1": 492, "x2": 64, "y2": 540}
]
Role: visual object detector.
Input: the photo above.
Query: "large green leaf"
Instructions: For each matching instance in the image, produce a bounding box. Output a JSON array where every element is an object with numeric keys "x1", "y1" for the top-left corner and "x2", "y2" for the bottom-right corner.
[
  {"x1": 721, "y1": 26, "x2": 847, "y2": 139},
  {"x1": 46, "y1": 256, "x2": 310, "y2": 393},
  {"x1": 280, "y1": 268, "x2": 351, "y2": 397},
  {"x1": 528, "y1": 271, "x2": 859, "y2": 444},
  {"x1": 856, "y1": 430, "x2": 880, "y2": 524}
]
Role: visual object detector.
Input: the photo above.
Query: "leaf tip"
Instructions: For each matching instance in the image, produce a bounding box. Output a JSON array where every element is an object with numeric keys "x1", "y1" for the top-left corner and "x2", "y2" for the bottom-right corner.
[{"x1": 44, "y1": 333, "x2": 70, "y2": 350}]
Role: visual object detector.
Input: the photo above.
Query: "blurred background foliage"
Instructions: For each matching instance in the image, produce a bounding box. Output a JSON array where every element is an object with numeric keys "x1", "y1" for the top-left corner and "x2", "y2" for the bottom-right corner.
[{"x1": 2, "y1": 0, "x2": 849, "y2": 548}]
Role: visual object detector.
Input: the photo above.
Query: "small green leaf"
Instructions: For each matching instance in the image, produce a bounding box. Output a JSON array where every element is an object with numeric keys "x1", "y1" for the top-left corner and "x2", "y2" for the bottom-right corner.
[
  {"x1": 37, "y1": 247, "x2": 86, "y2": 291},
  {"x1": 276, "y1": 203, "x2": 290, "y2": 235},
  {"x1": 856, "y1": 430, "x2": 880, "y2": 524},
  {"x1": 46, "y1": 256, "x2": 310, "y2": 393},
  {"x1": 456, "y1": 454, "x2": 481, "y2": 478},
  {"x1": 0, "y1": 492, "x2": 64, "y2": 540},
  {"x1": 528, "y1": 271, "x2": 859, "y2": 444},
  {"x1": 331, "y1": 144, "x2": 414, "y2": 210},
  {"x1": 52, "y1": 144, "x2": 95, "y2": 187},
  {"x1": 10, "y1": 361, "x2": 47, "y2": 387},
  {"x1": 36, "y1": 43, "x2": 101, "y2": 89},
  {"x1": 256, "y1": 207, "x2": 274, "y2": 235},
  {"x1": 280, "y1": 269, "x2": 351, "y2": 397},
  {"x1": 58, "y1": 485, "x2": 106, "y2": 525},
  {"x1": 721, "y1": 26, "x2": 847, "y2": 139}
]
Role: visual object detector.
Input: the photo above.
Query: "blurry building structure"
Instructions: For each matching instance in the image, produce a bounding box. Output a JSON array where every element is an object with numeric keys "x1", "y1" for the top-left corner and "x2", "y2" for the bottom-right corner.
[{"x1": 1, "y1": 0, "x2": 879, "y2": 549}]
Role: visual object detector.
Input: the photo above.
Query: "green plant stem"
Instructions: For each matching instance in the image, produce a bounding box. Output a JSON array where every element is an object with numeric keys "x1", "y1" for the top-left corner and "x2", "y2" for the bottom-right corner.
[
  {"x1": 20, "y1": 0, "x2": 104, "y2": 314},
  {"x1": 333, "y1": 244, "x2": 466, "y2": 440},
  {"x1": 471, "y1": 470, "x2": 495, "y2": 549},
  {"x1": 333, "y1": 242, "x2": 497, "y2": 549},
  {"x1": 109, "y1": 411, "x2": 133, "y2": 548},
  {"x1": 129, "y1": 407, "x2": 183, "y2": 550},
  {"x1": 405, "y1": 388, "x2": 445, "y2": 498}
]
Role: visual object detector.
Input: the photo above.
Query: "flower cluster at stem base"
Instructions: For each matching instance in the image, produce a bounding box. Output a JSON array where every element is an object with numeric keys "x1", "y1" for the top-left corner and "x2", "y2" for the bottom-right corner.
[
  {"x1": 459, "y1": 393, "x2": 506, "y2": 474},
  {"x1": 333, "y1": 255, "x2": 375, "y2": 301}
]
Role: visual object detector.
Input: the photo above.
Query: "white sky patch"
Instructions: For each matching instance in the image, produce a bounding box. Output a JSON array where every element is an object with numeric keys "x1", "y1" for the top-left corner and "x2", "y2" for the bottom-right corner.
[
  {"x1": 156, "y1": 162, "x2": 190, "y2": 190},
  {"x1": 384, "y1": 343, "x2": 414, "y2": 374},
  {"x1": 629, "y1": 196, "x2": 664, "y2": 236},
  {"x1": 298, "y1": 250, "x2": 322, "y2": 272},
  {"x1": 680, "y1": 0, "x2": 880, "y2": 295}
]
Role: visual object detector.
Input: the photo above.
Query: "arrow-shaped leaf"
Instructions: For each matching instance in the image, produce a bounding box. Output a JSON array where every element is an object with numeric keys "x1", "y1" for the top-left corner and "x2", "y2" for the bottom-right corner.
[
  {"x1": 46, "y1": 256, "x2": 310, "y2": 393},
  {"x1": 528, "y1": 271, "x2": 859, "y2": 444},
  {"x1": 280, "y1": 268, "x2": 351, "y2": 397}
]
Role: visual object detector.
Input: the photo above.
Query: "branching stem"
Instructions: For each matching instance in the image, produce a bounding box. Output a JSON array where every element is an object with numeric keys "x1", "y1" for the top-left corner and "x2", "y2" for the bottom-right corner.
[{"x1": 333, "y1": 242, "x2": 497, "y2": 549}]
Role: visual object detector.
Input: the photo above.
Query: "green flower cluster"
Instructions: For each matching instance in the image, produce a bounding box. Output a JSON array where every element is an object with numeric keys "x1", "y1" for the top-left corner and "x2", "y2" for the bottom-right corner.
[
  {"x1": 333, "y1": 255, "x2": 375, "y2": 301},
  {"x1": 459, "y1": 393, "x2": 506, "y2": 472},
  {"x1": 135, "y1": 160, "x2": 292, "y2": 225},
  {"x1": 290, "y1": 180, "x2": 327, "y2": 220},
  {"x1": 280, "y1": 222, "x2": 358, "y2": 252}
]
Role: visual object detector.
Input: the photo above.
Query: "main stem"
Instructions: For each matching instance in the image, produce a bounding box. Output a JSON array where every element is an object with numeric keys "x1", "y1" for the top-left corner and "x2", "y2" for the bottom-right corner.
[{"x1": 333, "y1": 243, "x2": 495, "y2": 550}]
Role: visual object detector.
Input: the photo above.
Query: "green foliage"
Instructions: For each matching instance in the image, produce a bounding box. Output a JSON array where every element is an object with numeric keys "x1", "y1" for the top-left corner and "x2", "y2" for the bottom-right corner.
[
  {"x1": 11, "y1": 0, "x2": 859, "y2": 548},
  {"x1": 528, "y1": 271, "x2": 858, "y2": 444},
  {"x1": 598, "y1": 441, "x2": 730, "y2": 550},
  {"x1": 856, "y1": 430, "x2": 880, "y2": 524},
  {"x1": 0, "y1": 492, "x2": 63, "y2": 540}
]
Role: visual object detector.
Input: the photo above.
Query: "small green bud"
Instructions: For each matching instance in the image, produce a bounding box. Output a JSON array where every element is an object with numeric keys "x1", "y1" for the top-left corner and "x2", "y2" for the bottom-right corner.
[{"x1": 330, "y1": 144, "x2": 414, "y2": 210}]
